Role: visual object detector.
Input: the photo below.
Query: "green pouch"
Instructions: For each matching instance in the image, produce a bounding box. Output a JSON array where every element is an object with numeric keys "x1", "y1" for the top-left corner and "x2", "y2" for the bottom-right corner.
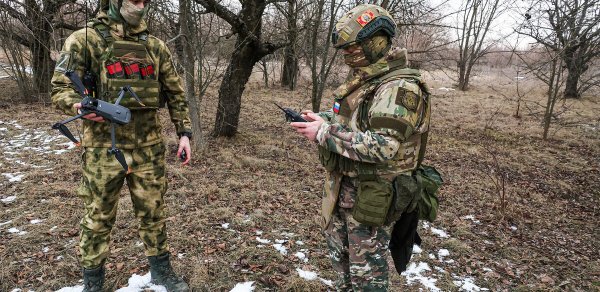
[
  {"x1": 318, "y1": 146, "x2": 339, "y2": 172},
  {"x1": 415, "y1": 165, "x2": 443, "y2": 222},
  {"x1": 352, "y1": 178, "x2": 394, "y2": 227},
  {"x1": 385, "y1": 173, "x2": 422, "y2": 224}
]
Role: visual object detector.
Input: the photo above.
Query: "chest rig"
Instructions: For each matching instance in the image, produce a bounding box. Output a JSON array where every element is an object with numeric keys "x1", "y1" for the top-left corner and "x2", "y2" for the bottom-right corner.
[
  {"x1": 91, "y1": 22, "x2": 161, "y2": 110},
  {"x1": 320, "y1": 68, "x2": 431, "y2": 178}
]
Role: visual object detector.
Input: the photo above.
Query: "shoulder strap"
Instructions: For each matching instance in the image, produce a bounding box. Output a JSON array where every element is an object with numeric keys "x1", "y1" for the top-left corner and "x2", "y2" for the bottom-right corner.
[{"x1": 89, "y1": 21, "x2": 114, "y2": 44}]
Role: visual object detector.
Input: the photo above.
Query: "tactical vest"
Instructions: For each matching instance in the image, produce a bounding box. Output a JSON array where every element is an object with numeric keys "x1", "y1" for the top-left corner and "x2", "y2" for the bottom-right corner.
[
  {"x1": 319, "y1": 68, "x2": 431, "y2": 179},
  {"x1": 90, "y1": 21, "x2": 161, "y2": 110}
]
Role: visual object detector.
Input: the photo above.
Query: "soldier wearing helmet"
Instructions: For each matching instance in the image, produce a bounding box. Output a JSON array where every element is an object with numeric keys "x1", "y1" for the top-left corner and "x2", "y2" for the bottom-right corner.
[
  {"x1": 51, "y1": 0, "x2": 191, "y2": 290},
  {"x1": 291, "y1": 4, "x2": 431, "y2": 290}
]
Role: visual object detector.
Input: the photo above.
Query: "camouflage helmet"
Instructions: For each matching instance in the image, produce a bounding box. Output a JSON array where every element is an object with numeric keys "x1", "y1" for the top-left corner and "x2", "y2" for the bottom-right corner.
[{"x1": 332, "y1": 4, "x2": 396, "y2": 49}]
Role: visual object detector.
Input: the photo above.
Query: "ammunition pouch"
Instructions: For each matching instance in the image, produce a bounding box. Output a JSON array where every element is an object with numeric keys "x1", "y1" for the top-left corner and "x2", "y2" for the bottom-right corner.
[
  {"x1": 385, "y1": 172, "x2": 422, "y2": 225},
  {"x1": 415, "y1": 165, "x2": 443, "y2": 222},
  {"x1": 352, "y1": 164, "x2": 394, "y2": 227}
]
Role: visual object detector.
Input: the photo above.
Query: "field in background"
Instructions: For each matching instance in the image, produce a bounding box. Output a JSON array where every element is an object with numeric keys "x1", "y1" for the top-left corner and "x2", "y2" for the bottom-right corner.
[{"x1": 0, "y1": 68, "x2": 598, "y2": 291}]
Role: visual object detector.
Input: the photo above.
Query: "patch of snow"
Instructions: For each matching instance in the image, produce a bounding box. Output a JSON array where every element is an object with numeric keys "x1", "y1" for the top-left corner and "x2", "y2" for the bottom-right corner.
[
  {"x1": 255, "y1": 230, "x2": 263, "y2": 235},
  {"x1": 280, "y1": 232, "x2": 295, "y2": 237},
  {"x1": 453, "y1": 277, "x2": 489, "y2": 291},
  {"x1": 43, "y1": 247, "x2": 49, "y2": 253},
  {"x1": 1, "y1": 195, "x2": 17, "y2": 203},
  {"x1": 8, "y1": 227, "x2": 20, "y2": 233},
  {"x1": 294, "y1": 251, "x2": 308, "y2": 262},
  {"x1": 438, "y1": 249, "x2": 450, "y2": 259},
  {"x1": 482, "y1": 267, "x2": 493, "y2": 272},
  {"x1": 438, "y1": 87, "x2": 456, "y2": 91},
  {"x1": 429, "y1": 253, "x2": 436, "y2": 259},
  {"x1": 319, "y1": 278, "x2": 334, "y2": 287},
  {"x1": 273, "y1": 243, "x2": 287, "y2": 255},
  {"x1": 402, "y1": 262, "x2": 440, "y2": 291},
  {"x1": 295, "y1": 240, "x2": 304, "y2": 245},
  {"x1": 296, "y1": 268, "x2": 318, "y2": 280},
  {"x1": 56, "y1": 286, "x2": 83, "y2": 292},
  {"x1": 429, "y1": 226, "x2": 449, "y2": 238},
  {"x1": 57, "y1": 255, "x2": 64, "y2": 260},
  {"x1": 177, "y1": 253, "x2": 185, "y2": 259},
  {"x1": 50, "y1": 226, "x2": 58, "y2": 231},
  {"x1": 230, "y1": 281, "x2": 255, "y2": 292},
  {"x1": 510, "y1": 226, "x2": 517, "y2": 231},
  {"x1": 221, "y1": 223, "x2": 230, "y2": 229},
  {"x1": 0, "y1": 220, "x2": 12, "y2": 227},
  {"x1": 2, "y1": 173, "x2": 24, "y2": 182},
  {"x1": 114, "y1": 272, "x2": 167, "y2": 292},
  {"x1": 256, "y1": 237, "x2": 271, "y2": 244},
  {"x1": 30, "y1": 219, "x2": 43, "y2": 224},
  {"x1": 412, "y1": 244, "x2": 422, "y2": 254},
  {"x1": 275, "y1": 239, "x2": 287, "y2": 244},
  {"x1": 434, "y1": 266, "x2": 446, "y2": 273}
]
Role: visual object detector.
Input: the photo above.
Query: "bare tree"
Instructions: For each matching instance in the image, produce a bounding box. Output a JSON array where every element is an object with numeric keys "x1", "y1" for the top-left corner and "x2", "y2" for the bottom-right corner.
[
  {"x1": 280, "y1": 0, "x2": 299, "y2": 90},
  {"x1": 193, "y1": 0, "x2": 287, "y2": 137},
  {"x1": 518, "y1": 0, "x2": 600, "y2": 99},
  {"x1": 0, "y1": 0, "x2": 81, "y2": 99},
  {"x1": 455, "y1": 0, "x2": 503, "y2": 91},
  {"x1": 305, "y1": 0, "x2": 341, "y2": 112},
  {"x1": 179, "y1": 0, "x2": 204, "y2": 150}
]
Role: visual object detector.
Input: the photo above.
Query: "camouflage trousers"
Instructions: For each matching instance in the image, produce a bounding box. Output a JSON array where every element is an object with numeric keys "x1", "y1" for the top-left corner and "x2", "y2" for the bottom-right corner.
[
  {"x1": 324, "y1": 177, "x2": 394, "y2": 292},
  {"x1": 77, "y1": 143, "x2": 168, "y2": 268}
]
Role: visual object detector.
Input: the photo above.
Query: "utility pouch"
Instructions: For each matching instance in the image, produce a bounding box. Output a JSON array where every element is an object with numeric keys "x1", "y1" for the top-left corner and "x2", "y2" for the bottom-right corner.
[
  {"x1": 415, "y1": 165, "x2": 443, "y2": 222},
  {"x1": 385, "y1": 173, "x2": 422, "y2": 225},
  {"x1": 352, "y1": 165, "x2": 393, "y2": 227},
  {"x1": 318, "y1": 146, "x2": 339, "y2": 172}
]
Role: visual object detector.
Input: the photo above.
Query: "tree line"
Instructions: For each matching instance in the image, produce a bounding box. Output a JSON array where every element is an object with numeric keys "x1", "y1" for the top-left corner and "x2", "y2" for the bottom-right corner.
[{"x1": 0, "y1": 0, "x2": 598, "y2": 143}]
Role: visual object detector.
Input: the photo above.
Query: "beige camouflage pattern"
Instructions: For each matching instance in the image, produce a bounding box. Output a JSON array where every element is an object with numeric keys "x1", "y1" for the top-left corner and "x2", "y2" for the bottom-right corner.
[
  {"x1": 316, "y1": 47, "x2": 427, "y2": 177},
  {"x1": 78, "y1": 143, "x2": 168, "y2": 268},
  {"x1": 325, "y1": 178, "x2": 394, "y2": 291},
  {"x1": 51, "y1": 11, "x2": 191, "y2": 149},
  {"x1": 333, "y1": 4, "x2": 396, "y2": 49}
]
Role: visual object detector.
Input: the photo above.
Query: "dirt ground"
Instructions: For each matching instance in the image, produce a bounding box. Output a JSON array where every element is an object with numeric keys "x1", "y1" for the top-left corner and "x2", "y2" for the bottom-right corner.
[{"x1": 0, "y1": 68, "x2": 598, "y2": 291}]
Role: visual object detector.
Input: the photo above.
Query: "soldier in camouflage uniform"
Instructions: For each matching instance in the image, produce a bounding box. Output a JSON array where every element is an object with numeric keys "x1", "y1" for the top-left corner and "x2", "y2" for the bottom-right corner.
[
  {"x1": 51, "y1": 0, "x2": 191, "y2": 290},
  {"x1": 291, "y1": 4, "x2": 431, "y2": 291}
]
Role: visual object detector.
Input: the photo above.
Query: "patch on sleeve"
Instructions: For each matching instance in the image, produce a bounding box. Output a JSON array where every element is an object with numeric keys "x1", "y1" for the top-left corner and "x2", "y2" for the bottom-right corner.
[
  {"x1": 395, "y1": 88, "x2": 418, "y2": 112},
  {"x1": 54, "y1": 51, "x2": 72, "y2": 73}
]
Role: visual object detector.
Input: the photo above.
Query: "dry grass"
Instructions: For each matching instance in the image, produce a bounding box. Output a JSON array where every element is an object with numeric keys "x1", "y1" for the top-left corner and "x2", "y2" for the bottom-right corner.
[{"x1": 0, "y1": 67, "x2": 598, "y2": 291}]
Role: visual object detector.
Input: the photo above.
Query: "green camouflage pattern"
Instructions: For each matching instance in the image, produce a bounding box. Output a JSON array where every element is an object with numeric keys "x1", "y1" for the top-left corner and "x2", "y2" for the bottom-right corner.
[
  {"x1": 78, "y1": 143, "x2": 168, "y2": 268},
  {"x1": 51, "y1": 11, "x2": 191, "y2": 149},
  {"x1": 325, "y1": 179, "x2": 393, "y2": 291}
]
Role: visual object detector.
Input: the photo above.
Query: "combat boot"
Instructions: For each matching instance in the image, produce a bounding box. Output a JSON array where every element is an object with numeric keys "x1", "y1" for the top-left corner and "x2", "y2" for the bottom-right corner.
[
  {"x1": 148, "y1": 253, "x2": 189, "y2": 291},
  {"x1": 82, "y1": 265, "x2": 105, "y2": 292}
]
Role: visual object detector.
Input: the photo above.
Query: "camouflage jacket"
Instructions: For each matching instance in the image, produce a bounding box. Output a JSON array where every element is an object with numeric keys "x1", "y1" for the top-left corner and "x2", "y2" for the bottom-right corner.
[
  {"x1": 51, "y1": 11, "x2": 192, "y2": 149},
  {"x1": 316, "y1": 48, "x2": 430, "y2": 179},
  {"x1": 317, "y1": 48, "x2": 430, "y2": 229}
]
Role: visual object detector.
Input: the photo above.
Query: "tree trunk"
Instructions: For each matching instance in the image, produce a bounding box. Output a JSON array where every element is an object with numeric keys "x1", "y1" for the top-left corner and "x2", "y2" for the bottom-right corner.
[
  {"x1": 563, "y1": 63, "x2": 581, "y2": 99},
  {"x1": 281, "y1": 0, "x2": 298, "y2": 90},
  {"x1": 213, "y1": 42, "x2": 259, "y2": 137},
  {"x1": 30, "y1": 19, "x2": 53, "y2": 99},
  {"x1": 457, "y1": 60, "x2": 468, "y2": 91},
  {"x1": 281, "y1": 47, "x2": 298, "y2": 90},
  {"x1": 180, "y1": 0, "x2": 203, "y2": 150}
]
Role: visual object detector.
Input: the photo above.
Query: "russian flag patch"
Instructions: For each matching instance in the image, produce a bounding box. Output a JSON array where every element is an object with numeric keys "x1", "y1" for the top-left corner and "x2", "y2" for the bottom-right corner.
[{"x1": 333, "y1": 101, "x2": 341, "y2": 114}]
